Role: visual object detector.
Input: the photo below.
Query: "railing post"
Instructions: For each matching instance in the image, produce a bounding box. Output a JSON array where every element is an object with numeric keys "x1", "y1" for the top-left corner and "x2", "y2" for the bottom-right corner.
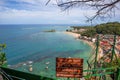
[
  {"x1": 116, "y1": 68, "x2": 120, "y2": 80},
  {"x1": 94, "y1": 35, "x2": 99, "y2": 70},
  {"x1": 91, "y1": 35, "x2": 99, "y2": 79},
  {"x1": 111, "y1": 35, "x2": 116, "y2": 62}
]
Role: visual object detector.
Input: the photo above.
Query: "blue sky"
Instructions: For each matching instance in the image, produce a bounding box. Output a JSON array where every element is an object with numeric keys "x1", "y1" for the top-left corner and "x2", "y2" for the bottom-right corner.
[{"x1": 0, "y1": 0, "x2": 120, "y2": 24}]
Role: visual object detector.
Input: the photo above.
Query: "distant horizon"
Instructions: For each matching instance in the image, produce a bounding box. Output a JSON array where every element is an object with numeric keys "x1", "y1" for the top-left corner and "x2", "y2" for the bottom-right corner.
[
  {"x1": 0, "y1": 21, "x2": 120, "y2": 26},
  {"x1": 0, "y1": 23, "x2": 91, "y2": 26}
]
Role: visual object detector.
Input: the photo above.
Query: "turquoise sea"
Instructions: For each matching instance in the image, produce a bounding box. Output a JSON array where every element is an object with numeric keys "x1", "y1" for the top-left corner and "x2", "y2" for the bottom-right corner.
[{"x1": 0, "y1": 24, "x2": 92, "y2": 78}]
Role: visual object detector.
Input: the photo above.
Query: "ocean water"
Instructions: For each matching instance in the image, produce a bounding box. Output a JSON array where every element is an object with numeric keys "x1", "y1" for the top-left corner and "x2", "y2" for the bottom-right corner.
[{"x1": 0, "y1": 24, "x2": 92, "y2": 78}]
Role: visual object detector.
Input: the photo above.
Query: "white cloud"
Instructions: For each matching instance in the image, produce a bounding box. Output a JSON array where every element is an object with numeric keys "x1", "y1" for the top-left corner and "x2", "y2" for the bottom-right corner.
[
  {"x1": 0, "y1": 2, "x2": 119, "y2": 24},
  {"x1": 58, "y1": 8, "x2": 96, "y2": 18},
  {"x1": 0, "y1": 6, "x2": 98, "y2": 24},
  {"x1": 11, "y1": 0, "x2": 55, "y2": 6},
  {"x1": 11, "y1": 0, "x2": 41, "y2": 4},
  {"x1": 0, "y1": 7, "x2": 86, "y2": 24}
]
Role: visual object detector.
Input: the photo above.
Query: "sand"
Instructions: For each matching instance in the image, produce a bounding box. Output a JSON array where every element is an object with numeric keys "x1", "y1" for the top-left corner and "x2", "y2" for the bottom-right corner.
[
  {"x1": 64, "y1": 32, "x2": 80, "y2": 38},
  {"x1": 64, "y1": 31, "x2": 103, "y2": 60},
  {"x1": 64, "y1": 32, "x2": 95, "y2": 48}
]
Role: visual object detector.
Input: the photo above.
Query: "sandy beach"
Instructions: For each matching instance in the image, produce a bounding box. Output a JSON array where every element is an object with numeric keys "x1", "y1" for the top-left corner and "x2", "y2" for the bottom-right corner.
[
  {"x1": 64, "y1": 31, "x2": 103, "y2": 60},
  {"x1": 64, "y1": 32, "x2": 80, "y2": 38},
  {"x1": 64, "y1": 32, "x2": 95, "y2": 49}
]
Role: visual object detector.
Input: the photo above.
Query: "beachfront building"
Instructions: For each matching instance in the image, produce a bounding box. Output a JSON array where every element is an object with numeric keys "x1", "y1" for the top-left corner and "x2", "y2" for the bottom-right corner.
[
  {"x1": 92, "y1": 38, "x2": 96, "y2": 42},
  {"x1": 70, "y1": 27, "x2": 87, "y2": 33},
  {"x1": 98, "y1": 34, "x2": 120, "y2": 58}
]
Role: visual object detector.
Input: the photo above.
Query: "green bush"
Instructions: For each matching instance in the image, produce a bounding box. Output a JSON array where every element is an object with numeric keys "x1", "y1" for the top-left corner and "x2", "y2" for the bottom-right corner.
[{"x1": 0, "y1": 44, "x2": 7, "y2": 66}]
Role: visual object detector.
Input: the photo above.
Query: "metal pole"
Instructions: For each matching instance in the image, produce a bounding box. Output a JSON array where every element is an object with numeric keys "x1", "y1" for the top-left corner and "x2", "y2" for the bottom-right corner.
[
  {"x1": 94, "y1": 35, "x2": 99, "y2": 69},
  {"x1": 111, "y1": 35, "x2": 116, "y2": 62},
  {"x1": 92, "y1": 35, "x2": 99, "y2": 80},
  {"x1": 67, "y1": 77, "x2": 70, "y2": 80},
  {"x1": 116, "y1": 68, "x2": 120, "y2": 80}
]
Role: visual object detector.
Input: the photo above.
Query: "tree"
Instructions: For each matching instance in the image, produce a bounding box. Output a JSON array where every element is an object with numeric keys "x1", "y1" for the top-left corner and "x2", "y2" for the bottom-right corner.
[
  {"x1": 0, "y1": 44, "x2": 7, "y2": 66},
  {"x1": 0, "y1": 52, "x2": 6, "y2": 65},
  {"x1": 48, "y1": 0, "x2": 120, "y2": 21},
  {"x1": 81, "y1": 28, "x2": 97, "y2": 37},
  {"x1": 95, "y1": 22, "x2": 120, "y2": 35}
]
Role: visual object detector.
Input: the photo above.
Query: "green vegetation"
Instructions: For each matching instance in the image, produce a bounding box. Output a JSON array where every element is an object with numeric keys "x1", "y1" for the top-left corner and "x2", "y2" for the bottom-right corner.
[
  {"x1": 44, "y1": 29, "x2": 56, "y2": 32},
  {"x1": 103, "y1": 58, "x2": 120, "y2": 80},
  {"x1": 71, "y1": 26, "x2": 93, "y2": 30},
  {"x1": 104, "y1": 58, "x2": 120, "y2": 70},
  {"x1": 71, "y1": 22, "x2": 120, "y2": 37},
  {"x1": 0, "y1": 44, "x2": 7, "y2": 66},
  {"x1": 81, "y1": 28, "x2": 97, "y2": 37},
  {"x1": 95, "y1": 22, "x2": 120, "y2": 35}
]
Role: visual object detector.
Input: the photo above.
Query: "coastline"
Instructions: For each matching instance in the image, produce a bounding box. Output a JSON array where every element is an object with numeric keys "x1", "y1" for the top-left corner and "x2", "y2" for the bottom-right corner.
[
  {"x1": 64, "y1": 32, "x2": 80, "y2": 38},
  {"x1": 64, "y1": 32, "x2": 95, "y2": 49},
  {"x1": 64, "y1": 31, "x2": 103, "y2": 60}
]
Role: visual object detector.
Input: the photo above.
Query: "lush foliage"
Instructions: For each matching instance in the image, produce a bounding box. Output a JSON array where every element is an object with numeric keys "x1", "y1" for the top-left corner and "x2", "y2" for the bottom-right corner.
[
  {"x1": 95, "y1": 22, "x2": 120, "y2": 35},
  {"x1": 81, "y1": 28, "x2": 97, "y2": 37},
  {"x1": 0, "y1": 44, "x2": 7, "y2": 66},
  {"x1": 72, "y1": 22, "x2": 120, "y2": 37},
  {"x1": 71, "y1": 26, "x2": 93, "y2": 30}
]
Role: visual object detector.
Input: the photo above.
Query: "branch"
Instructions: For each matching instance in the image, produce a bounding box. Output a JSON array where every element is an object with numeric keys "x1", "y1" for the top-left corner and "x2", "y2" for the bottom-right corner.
[
  {"x1": 96, "y1": 0, "x2": 120, "y2": 14},
  {"x1": 58, "y1": 0, "x2": 93, "y2": 6},
  {"x1": 57, "y1": 0, "x2": 120, "y2": 21},
  {"x1": 46, "y1": 0, "x2": 51, "y2": 5}
]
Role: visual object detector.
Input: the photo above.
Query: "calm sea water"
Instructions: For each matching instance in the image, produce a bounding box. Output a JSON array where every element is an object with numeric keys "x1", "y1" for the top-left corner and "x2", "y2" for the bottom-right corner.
[{"x1": 0, "y1": 24, "x2": 92, "y2": 78}]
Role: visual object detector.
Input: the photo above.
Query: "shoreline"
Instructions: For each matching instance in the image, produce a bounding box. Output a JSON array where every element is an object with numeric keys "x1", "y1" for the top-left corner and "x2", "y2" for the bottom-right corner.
[
  {"x1": 64, "y1": 32, "x2": 80, "y2": 38},
  {"x1": 64, "y1": 31, "x2": 103, "y2": 60},
  {"x1": 64, "y1": 32, "x2": 95, "y2": 49}
]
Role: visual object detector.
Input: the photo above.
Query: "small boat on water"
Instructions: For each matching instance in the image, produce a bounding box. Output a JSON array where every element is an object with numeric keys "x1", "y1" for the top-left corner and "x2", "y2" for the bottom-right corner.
[
  {"x1": 45, "y1": 66, "x2": 48, "y2": 70},
  {"x1": 68, "y1": 56, "x2": 71, "y2": 58},
  {"x1": 28, "y1": 61, "x2": 33, "y2": 64},
  {"x1": 23, "y1": 63, "x2": 26, "y2": 66},
  {"x1": 45, "y1": 62, "x2": 50, "y2": 65}
]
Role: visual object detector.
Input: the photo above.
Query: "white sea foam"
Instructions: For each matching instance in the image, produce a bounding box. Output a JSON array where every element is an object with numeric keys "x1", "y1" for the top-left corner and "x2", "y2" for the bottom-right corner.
[
  {"x1": 29, "y1": 65, "x2": 32, "y2": 67},
  {"x1": 8, "y1": 65, "x2": 11, "y2": 67},
  {"x1": 28, "y1": 61, "x2": 33, "y2": 64},
  {"x1": 22, "y1": 28, "x2": 34, "y2": 30},
  {"x1": 30, "y1": 32, "x2": 42, "y2": 38},
  {"x1": 23, "y1": 63, "x2": 27, "y2": 66}
]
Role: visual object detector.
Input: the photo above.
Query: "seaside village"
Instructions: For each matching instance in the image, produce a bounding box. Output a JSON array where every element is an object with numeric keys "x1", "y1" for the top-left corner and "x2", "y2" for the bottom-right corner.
[
  {"x1": 1, "y1": 23, "x2": 120, "y2": 80},
  {"x1": 68, "y1": 27, "x2": 120, "y2": 63}
]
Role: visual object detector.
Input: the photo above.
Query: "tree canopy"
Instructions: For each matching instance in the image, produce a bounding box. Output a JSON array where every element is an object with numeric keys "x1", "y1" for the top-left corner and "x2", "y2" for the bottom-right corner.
[
  {"x1": 78, "y1": 22, "x2": 120, "y2": 37},
  {"x1": 81, "y1": 28, "x2": 97, "y2": 37},
  {"x1": 95, "y1": 22, "x2": 120, "y2": 35}
]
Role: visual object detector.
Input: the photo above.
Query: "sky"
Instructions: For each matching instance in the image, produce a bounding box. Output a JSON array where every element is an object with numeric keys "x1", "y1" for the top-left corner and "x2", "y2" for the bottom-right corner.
[{"x1": 0, "y1": 0, "x2": 120, "y2": 24}]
